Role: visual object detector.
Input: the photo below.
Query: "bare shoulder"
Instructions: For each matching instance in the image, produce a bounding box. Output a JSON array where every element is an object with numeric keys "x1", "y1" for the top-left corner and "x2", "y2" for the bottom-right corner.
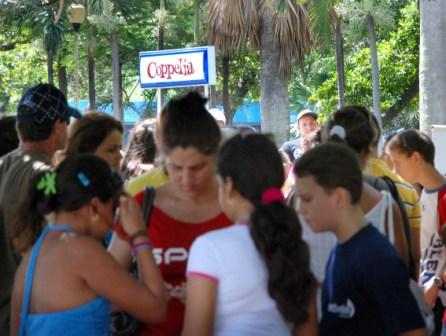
[{"x1": 63, "y1": 234, "x2": 110, "y2": 263}]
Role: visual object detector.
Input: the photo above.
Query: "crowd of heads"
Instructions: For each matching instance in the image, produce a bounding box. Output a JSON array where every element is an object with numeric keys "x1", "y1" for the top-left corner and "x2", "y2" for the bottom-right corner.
[{"x1": 2, "y1": 81, "x2": 437, "y2": 335}]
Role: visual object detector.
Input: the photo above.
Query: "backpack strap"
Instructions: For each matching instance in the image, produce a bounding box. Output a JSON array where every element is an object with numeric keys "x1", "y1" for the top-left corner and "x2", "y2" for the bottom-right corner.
[
  {"x1": 365, "y1": 174, "x2": 417, "y2": 279},
  {"x1": 142, "y1": 187, "x2": 155, "y2": 227}
]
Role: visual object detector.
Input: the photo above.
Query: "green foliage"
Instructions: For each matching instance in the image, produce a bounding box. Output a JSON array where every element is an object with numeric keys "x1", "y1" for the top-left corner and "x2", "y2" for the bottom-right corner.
[
  {"x1": 0, "y1": 44, "x2": 47, "y2": 114},
  {"x1": 310, "y1": 1, "x2": 419, "y2": 125}
]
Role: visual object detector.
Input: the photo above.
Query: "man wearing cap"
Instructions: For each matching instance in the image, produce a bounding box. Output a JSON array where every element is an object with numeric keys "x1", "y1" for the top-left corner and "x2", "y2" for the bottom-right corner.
[
  {"x1": 0, "y1": 83, "x2": 81, "y2": 335},
  {"x1": 281, "y1": 109, "x2": 319, "y2": 162}
]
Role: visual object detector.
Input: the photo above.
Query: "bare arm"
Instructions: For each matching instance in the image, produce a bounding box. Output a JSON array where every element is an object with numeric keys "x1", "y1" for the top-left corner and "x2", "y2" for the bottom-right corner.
[
  {"x1": 81, "y1": 196, "x2": 166, "y2": 323},
  {"x1": 10, "y1": 260, "x2": 26, "y2": 336},
  {"x1": 181, "y1": 275, "x2": 217, "y2": 336},
  {"x1": 108, "y1": 232, "x2": 133, "y2": 269}
]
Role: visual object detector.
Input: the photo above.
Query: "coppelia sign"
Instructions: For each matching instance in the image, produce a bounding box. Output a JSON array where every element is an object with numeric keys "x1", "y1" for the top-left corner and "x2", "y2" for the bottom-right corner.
[{"x1": 139, "y1": 46, "x2": 216, "y2": 89}]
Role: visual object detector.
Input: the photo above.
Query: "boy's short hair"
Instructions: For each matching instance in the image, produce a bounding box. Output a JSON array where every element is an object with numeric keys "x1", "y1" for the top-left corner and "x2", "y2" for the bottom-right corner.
[
  {"x1": 387, "y1": 129, "x2": 435, "y2": 165},
  {"x1": 294, "y1": 142, "x2": 363, "y2": 204}
]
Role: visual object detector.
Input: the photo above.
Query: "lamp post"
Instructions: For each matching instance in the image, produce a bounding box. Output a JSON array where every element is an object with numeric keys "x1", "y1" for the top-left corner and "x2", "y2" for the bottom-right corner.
[{"x1": 68, "y1": 4, "x2": 86, "y2": 109}]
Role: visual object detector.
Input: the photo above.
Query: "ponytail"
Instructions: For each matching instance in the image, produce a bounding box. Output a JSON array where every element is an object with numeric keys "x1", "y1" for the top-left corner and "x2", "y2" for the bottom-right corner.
[{"x1": 250, "y1": 200, "x2": 316, "y2": 328}]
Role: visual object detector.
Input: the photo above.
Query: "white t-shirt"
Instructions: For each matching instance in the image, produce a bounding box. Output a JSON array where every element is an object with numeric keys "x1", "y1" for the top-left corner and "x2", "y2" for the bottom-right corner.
[
  {"x1": 419, "y1": 186, "x2": 446, "y2": 292},
  {"x1": 187, "y1": 224, "x2": 291, "y2": 336}
]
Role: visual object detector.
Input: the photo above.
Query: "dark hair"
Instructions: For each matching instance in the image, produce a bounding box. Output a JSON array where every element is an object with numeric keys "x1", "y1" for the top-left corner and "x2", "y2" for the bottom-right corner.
[
  {"x1": 64, "y1": 112, "x2": 123, "y2": 157},
  {"x1": 387, "y1": 129, "x2": 435, "y2": 165},
  {"x1": 322, "y1": 105, "x2": 374, "y2": 155},
  {"x1": 294, "y1": 142, "x2": 363, "y2": 204},
  {"x1": 12, "y1": 154, "x2": 122, "y2": 253},
  {"x1": 0, "y1": 116, "x2": 19, "y2": 156},
  {"x1": 16, "y1": 105, "x2": 57, "y2": 141},
  {"x1": 121, "y1": 119, "x2": 157, "y2": 181},
  {"x1": 217, "y1": 133, "x2": 316, "y2": 328},
  {"x1": 156, "y1": 91, "x2": 221, "y2": 155}
]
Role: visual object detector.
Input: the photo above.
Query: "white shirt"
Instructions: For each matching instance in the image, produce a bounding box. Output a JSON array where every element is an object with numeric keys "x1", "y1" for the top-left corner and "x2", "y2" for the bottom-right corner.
[{"x1": 187, "y1": 225, "x2": 291, "y2": 336}]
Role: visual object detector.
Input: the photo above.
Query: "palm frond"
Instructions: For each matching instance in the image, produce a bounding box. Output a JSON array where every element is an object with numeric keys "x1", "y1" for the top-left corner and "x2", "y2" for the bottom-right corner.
[
  {"x1": 272, "y1": 0, "x2": 313, "y2": 77},
  {"x1": 207, "y1": 0, "x2": 257, "y2": 56},
  {"x1": 310, "y1": 0, "x2": 338, "y2": 43}
]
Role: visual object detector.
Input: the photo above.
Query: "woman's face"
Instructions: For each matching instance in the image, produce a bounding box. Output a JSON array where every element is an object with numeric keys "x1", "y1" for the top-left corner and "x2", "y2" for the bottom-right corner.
[
  {"x1": 95, "y1": 130, "x2": 123, "y2": 173},
  {"x1": 165, "y1": 146, "x2": 216, "y2": 198}
]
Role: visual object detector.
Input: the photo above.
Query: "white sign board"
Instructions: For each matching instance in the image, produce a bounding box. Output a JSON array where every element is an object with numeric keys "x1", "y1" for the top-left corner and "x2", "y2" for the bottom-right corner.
[
  {"x1": 431, "y1": 124, "x2": 446, "y2": 175},
  {"x1": 139, "y1": 46, "x2": 216, "y2": 89}
]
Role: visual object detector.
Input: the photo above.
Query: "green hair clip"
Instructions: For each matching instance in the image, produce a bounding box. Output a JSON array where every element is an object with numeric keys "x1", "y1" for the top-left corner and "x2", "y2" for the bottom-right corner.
[{"x1": 37, "y1": 171, "x2": 57, "y2": 196}]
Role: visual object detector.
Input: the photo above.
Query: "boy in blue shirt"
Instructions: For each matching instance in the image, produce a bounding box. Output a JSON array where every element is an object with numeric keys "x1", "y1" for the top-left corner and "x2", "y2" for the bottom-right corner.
[{"x1": 294, "y1": 142, "x2": 427, "y2": 336}]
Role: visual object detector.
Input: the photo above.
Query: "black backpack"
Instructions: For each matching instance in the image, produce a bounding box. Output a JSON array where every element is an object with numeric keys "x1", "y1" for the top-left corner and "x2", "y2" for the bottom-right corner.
[{"x1": 364, "y1": 174, "x2": 417, "y2": 280}]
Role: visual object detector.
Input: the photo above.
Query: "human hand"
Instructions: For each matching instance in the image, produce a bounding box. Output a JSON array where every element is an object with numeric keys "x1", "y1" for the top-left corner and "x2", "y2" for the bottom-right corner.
[
  {"x1": 116, "y1": 195, "x2": 145, "y2": 237},
  {"x1": 165, "y1": 282, "x2": 187, "y2": 304}
]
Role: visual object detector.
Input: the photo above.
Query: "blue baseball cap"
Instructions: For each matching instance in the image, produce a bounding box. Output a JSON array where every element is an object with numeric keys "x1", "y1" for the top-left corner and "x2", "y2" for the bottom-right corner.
[{"x1": 17, "y1": 83, "x2": 81, "y2": 125}]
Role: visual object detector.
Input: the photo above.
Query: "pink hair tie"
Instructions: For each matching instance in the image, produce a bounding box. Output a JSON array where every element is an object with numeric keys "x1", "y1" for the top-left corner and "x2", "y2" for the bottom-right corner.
[{"x1": 261, "y1": 188, "x2": 284, "y2": 205}]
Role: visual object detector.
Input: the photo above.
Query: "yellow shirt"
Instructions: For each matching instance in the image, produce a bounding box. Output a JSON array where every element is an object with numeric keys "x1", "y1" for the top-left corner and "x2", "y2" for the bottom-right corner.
[
  {"x1": 125, "y1": 166, "x2": 169, "y2": 196},
  {"x1": 365, "y1": 157, "x2": 421, "y2": 229}
]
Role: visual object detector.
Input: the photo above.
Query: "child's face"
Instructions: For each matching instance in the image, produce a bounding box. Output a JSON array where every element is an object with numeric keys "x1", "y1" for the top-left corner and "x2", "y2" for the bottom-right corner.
[
  {"x1": 294, "y1": 175, "x2": 337, "y2": 233},
  {"x1": 386, "y1": 148, "x2": 418, "y2": 184}
]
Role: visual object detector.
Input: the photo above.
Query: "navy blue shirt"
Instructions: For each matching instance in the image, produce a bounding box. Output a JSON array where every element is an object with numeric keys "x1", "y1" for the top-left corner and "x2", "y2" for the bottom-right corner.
[{"x1": 320, "y1": 224, "x2": 425, "y2": 336}]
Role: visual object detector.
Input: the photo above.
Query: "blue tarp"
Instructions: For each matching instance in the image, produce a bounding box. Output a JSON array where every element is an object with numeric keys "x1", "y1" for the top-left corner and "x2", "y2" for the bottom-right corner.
[{"x1": 69, "y1": 100, "x2": 297, "y2": 126}]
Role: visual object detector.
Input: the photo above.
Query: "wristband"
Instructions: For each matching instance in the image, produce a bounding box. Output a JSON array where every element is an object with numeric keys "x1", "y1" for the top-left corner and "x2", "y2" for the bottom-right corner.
[
  {"x1": 129, "y1": 229, "x2": 148, "y2": 244},
  {"x1": 131, "y1": 242, "x2": 153, "y2": 258}
]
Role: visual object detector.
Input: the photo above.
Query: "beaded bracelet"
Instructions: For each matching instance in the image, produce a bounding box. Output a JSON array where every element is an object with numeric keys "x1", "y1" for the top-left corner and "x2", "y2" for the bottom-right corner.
[{"x1": 131, "y1": 242, "x2": 153, "y2": 258}]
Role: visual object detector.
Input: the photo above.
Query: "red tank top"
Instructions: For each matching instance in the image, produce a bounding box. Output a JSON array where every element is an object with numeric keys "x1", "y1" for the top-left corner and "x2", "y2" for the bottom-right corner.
[{"x1": 134, "y1": 191, "x2": 232, "y2": 336}]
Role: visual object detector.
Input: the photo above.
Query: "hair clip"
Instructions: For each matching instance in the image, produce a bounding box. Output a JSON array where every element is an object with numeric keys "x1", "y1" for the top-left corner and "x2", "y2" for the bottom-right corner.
[
  {"x1": 37, "y1": 171, "x2": 57, "y2": 196},
  {"x1": 329, "y1": 125, "x2": 346, "y2": 140},
  {"x1": 77, "y1": 171, "x2": 91, "y2": 187}
]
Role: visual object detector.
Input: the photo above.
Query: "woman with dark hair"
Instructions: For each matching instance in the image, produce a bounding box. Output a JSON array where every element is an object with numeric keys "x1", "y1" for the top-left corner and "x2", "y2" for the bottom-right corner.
[
  {"x1": 62, "y1": 112, "x2": 124, "y2": 173},
  {"x1": 121, "y1": 118, "x2": 157, "y2": 181},
  {"x1": 182, "y1": 133, "x2": 317, "y2": 336},
  {"x1": 109, "y1": 91, "x2": 232, "y2": 336},
  {"x1": 10, "y1": 154, "x2": 166, "y2": 335}
]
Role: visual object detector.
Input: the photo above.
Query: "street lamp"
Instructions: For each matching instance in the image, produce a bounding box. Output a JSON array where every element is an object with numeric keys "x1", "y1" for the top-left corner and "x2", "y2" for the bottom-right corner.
[
  {"x1": 68, "y1": 4, "x2": 86, "y2": 32},
  {"x1": 68, "y1": 4, "x2": 86, "y2": 109}
]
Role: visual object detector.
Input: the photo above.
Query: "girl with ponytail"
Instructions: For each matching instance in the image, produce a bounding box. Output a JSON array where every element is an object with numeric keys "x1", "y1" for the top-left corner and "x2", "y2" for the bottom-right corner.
[
  {"x1": 10, "y1": 154, "x2": 166, "y2": 335},
  {"x1": 182, "y1": 134, "x2": 317, "y2": 336}
]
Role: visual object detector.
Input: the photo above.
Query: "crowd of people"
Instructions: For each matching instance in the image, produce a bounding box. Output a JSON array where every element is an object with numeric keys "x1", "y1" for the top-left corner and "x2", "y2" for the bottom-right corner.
[{"x1": 0, "y1": 82, "x2": 445, "y2": 336}]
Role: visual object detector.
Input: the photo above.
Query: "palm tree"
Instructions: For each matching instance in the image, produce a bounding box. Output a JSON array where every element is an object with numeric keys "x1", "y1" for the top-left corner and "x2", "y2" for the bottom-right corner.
[
  {"x1": 419, "y1": 0, "x2": 446, "y2": 135},
  {"x1": 208, "y1": 0, "x2": 312, "y2": 144},
  {"x1": 338, "y1": 0, "x2": 395, "y2": 127},
  {"x1": 310, "y1": 0, "x2": 345, "y2": 107}
]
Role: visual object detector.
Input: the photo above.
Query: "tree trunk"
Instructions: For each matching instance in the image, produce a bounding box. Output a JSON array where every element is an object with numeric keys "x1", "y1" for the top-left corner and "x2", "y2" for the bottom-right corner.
[
  {"x1": 209, "y1": 85, "x2": 216, "y2": 108},
  {"x1": 47, "y1": 50, "x2": 54, "y2": 84},
  {"x1": 419, "y1": 0, "x2": 446, "y2": 135},
  {"x1": 57, "y1": 61, "x2": 68, "y2": 97},
  {"x1": 194, "y1": 0, "x2": 200, "y2": 44},
  {"x1": 260, "y1": 8, "x2": 289, "y2": 145},
  {"x1": 157, "y1": 0, "x2": 167, "y2": 111},
  {"x1": 367, "y1": 13, "x2": 382, "y2": 127},
  {"x1": 222, "y1": 55, "x2": 231, "y2": 126},
  {"x1": 111, "y1": 31, "x2": 122, "y2": 121},
  {"x1": 87, "y1": 25, "x2": 96, "y2": 110},
  {"x1": 334, "y1": 16, "x2": 345, "y2": 107}
]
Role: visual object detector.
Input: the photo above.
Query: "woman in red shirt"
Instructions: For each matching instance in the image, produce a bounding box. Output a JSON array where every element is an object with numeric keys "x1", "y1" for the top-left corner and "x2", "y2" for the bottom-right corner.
[{"x1": 110, "y1": 92, "x2": 232, "y2": 336}]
